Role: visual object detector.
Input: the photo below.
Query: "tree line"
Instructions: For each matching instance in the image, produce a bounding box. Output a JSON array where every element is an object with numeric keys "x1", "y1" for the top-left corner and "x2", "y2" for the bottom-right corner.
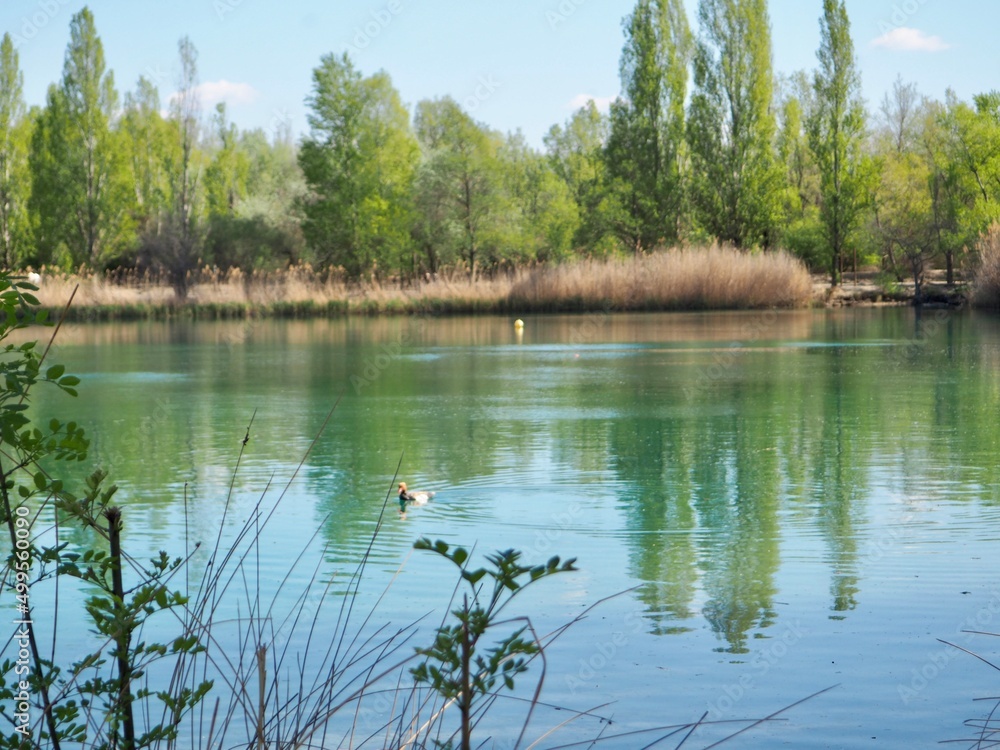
[{"x1": 1, "y1": 1, "x2": 999, "y2": 291}]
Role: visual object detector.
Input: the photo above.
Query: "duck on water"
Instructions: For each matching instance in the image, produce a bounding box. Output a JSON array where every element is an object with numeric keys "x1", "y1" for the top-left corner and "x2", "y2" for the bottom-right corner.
[{"x1": 398, "y1": 482, "x2": 435, "y2": 513}]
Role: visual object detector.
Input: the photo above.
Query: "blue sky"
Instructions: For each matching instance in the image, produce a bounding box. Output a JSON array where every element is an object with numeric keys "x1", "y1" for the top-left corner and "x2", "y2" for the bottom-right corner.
[{"x1": 3, "y1": 0, "x2": 998, "y2": 147}]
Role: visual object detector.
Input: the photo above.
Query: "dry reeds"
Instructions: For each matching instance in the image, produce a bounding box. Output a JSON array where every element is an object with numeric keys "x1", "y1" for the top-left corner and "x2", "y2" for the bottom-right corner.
[
  {"x1": 973, "y1": 224, "x2": 1000, "y2": 309},
  {"x1": 508, "y1": 245, "x2": 813, "y2": 311},
  {"x1": 25, "y1": 246, "x2": 813, "y2": 319}
]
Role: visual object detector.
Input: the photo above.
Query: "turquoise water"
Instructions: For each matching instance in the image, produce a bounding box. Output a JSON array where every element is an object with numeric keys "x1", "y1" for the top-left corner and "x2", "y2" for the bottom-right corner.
[{"x1": 11, "y1": 307, "x2": 1000, "y2": 747}]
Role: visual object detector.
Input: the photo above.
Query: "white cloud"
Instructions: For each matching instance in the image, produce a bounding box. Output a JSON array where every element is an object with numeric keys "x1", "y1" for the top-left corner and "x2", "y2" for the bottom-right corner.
[
  {"x1": 870, "y1": 27, "x2": 950, "y2": 52},
  {"x1": 169, "y1": 80, "x2": 260, "y2": 109},
  {"x1": 568, "y1": 94, "x2": 616, "y2": 113}
]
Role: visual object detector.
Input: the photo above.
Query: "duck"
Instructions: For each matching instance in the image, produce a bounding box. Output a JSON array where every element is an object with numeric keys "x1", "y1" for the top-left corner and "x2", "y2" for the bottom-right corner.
[{"x1": 398, "y1": 482, "x2": 435, "y2": 512}]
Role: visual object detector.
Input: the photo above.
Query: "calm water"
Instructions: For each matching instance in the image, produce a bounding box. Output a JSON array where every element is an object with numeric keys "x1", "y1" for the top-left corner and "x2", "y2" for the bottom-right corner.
[{"x1": 15, "y1": 308, "x2": 1000, "y2": 747}]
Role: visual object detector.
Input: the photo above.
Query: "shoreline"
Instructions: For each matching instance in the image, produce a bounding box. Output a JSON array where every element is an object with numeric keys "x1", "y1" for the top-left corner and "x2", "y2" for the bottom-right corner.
[{"x1": 27, "y1": 267, "x2": 968, "y2": 323}]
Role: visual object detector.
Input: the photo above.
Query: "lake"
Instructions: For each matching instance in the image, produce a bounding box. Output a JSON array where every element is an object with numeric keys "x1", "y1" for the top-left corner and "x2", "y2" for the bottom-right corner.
[{"x1": 14, "y1": 307, "x2": 1000, "y2": 748}]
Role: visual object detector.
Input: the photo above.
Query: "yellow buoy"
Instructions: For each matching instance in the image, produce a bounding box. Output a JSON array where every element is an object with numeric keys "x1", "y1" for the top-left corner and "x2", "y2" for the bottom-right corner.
[{"x1": 514, "y1": 319, "x2": 524, "y2": 330}]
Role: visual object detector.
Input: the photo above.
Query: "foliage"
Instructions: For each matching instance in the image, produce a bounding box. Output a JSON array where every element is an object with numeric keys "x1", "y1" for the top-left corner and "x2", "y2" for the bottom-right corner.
[
  {"x1": 0, "y1": 34, "x2": 32, "y2": 269},
  {"x1": 411, "y1": 538, "x2": 577, "y2": 750},
  {"x1": 497, "y1": 132, "x2": 580, "y2": 264},
  {"x1": 7, "y1": 2, "x2": 1000, "y2": 293},
  {"x1": 808, "y1": 0, "x2": 872, "y2": 284},
  {"x1": 606, "y1": 0, "x2": 692, "y2": 251},
  {"x1": 120, "y1": 76, "x2": 175, "y2": 249},
  {"x1": 772, "y1": 73, "x2": 826, "y2": 267},
  {"x1": 299, "y1": 53, "x2": 417, "y2": 279},
  {"x1": 413, "y1": 96, "x2": 504, "y2": 279},
  {"x1": 544, "y1": 101, "x2": 618, "y2": 254},
  {"x1": 687, "y1": 0, "x2": 783, "y2": 248},
  {"x1": 0, "y1": 273, "x2": 212, "y2": 749},
  {"x1": 28, "y1": 8, "x2": 134, "y2": 269}
]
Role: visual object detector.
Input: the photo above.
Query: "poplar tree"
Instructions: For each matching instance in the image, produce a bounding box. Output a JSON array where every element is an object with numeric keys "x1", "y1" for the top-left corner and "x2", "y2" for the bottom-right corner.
[
  {"x1": 687, "y1": 0, "x2": 782, "y2": 248},
  {"x1": 121, "y1": 76, "x2": 174, "y2": 239},
  {"x1": 0, "y1": 33, "x2": 31, "y2": 267},
  {"x1": 808, "y1": 0, "x2": 869, "y2": 284},
  {"x1": 59, "y1": 7, "x2": 131, "y2": 266},
  {"x1": 171, "y1": 35, "x2": 200, "y2": 248},
  {"x1": 30, "y1": 7, "x2": 132, "y2": 268},
  {"x1": 606, "y1": 0, "x2": 692, "y2": 251}
]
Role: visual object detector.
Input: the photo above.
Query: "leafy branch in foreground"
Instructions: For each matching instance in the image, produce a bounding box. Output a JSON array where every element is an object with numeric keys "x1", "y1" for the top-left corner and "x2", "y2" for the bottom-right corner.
[
  {"x1": 410, "y1": 538, "x2": 577, "y2": 750},
  {"x1": 0, "y1": 274, "x2": 209, "y2": 749}
]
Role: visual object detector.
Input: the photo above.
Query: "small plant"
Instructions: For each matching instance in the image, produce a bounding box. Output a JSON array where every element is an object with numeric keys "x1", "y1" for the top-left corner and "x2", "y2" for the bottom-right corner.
[
  {"x1": 0, "y1": 275, "x2": 210, "y2": 749},
  {"x1": 410, "y1": 538, "x2": 576, "y2": 750}
]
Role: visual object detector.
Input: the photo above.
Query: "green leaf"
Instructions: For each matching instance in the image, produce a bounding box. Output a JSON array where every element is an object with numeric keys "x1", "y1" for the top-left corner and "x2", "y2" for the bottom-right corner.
[
  {"x1": 33, "y1": 472, "x2": 47, "y2": 490},
  {"x1": 46, "y1": 364, "x2": 65, "y2": 380}
]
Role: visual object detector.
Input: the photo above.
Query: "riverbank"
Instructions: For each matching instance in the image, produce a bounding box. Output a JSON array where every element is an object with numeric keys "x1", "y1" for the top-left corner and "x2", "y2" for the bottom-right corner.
[
  {"x1": 816, "y1": 269, "x2": 969, "y2": 308},
  {"x1": 25, "y1": 252, "x2": 971, "y2": 322},
  {"x1": 30, "y1": 247, "x2": 818, "y2": 321}
]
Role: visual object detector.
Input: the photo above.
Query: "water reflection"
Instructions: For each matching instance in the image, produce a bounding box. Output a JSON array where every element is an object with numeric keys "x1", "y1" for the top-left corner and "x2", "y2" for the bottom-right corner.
[{"x1": 19, "y1": 308, "x2": 1000, "y2": 658}]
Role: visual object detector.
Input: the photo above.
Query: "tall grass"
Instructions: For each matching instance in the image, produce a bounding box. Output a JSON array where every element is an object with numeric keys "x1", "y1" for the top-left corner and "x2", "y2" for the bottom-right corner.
[
  {"x1": 973, "y1": 223, "x2": 1000, "y2": 309},
  {"x1": 508, "y1": 245, "x2": 813, "y2": 311},
  {"x1": 28, "y1": 247, "x2": 814, "y2": 319}
]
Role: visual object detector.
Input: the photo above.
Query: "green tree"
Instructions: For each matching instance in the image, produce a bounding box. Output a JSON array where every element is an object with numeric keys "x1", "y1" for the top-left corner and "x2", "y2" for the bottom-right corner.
[
  {"x1": 687, "y1": 0, "x2": 782, "y2": 248},
  {"x1": 413, "y1": 96, "x2": 503, "y2": 279},
  {"x1": 808, "y1": 0, "x2": 870, "y2": 284},
  {"x1": 544, "y1": 100, "x2": 617, "y2": 254},
  {"x1": 606, "y1": 0, "x2": 692, "y2": 251},
  {"x1": 171, "y1": 35, "x2": 201, "y2": 248},
  {"x1": 211, "y1": 127, "x2": 306, "y2": 269},
  {"x1": 497, "y1": 132, "x2": 579, "y2": 264},
  {"x1": 138, "y1": 36, "x2": 205, "y2": 298},
  {"x1": 880, "y1": 75, "x2": 921, "y2": 155},
  {"x1": 43, "y1": 7, "x2": 133, "y2": 268},
  {"x1": 205, "y1": 103, "x2": 249, "y2": 218},
  {"x1": 940, "y1": 90, "x2": 1000, "y2": 246},
  {"x1": 298, "y1": 53, "x2": 417, "y2": 278},
  {"x1": 776, "y1": 72, "x2": 824, "y2": 267},
  {"x1": 121, "y1": 76, "x2": 174, "y2": 241},
  {"x1": 873, "y1": 143, "x2": 936, "y2": 302},
  {"x1": 28, "y1": 86, "x2": 70, "y2": 266},
  {"x1": 0, "y1": 34, "x2": 32, "y2": 269}
]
